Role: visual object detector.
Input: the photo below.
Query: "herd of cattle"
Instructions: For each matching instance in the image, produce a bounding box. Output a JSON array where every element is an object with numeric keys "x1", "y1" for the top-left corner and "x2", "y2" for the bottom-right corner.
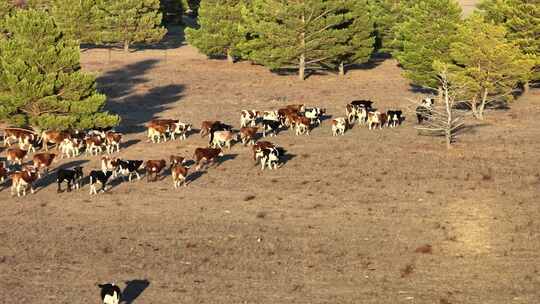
[{"x1": 0, "y1": 97, "x2": 435, "y2": 197}]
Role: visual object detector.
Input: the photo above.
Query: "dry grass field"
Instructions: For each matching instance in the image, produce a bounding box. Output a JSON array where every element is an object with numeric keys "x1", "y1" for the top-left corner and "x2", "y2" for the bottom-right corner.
[{"x1": 3, "y1": 1, "x2": 540, "y2": 303}]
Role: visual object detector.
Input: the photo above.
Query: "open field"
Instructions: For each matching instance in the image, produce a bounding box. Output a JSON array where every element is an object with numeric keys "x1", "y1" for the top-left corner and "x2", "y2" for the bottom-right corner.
[{"x1": 3, "y1": 2, "x2": 540, "y2": 303}]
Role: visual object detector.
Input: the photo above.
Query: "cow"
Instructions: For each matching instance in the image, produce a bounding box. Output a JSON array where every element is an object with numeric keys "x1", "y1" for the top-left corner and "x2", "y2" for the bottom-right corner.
[
  {"x1": 10, "y1": 166, "x2": 39, "y2": 197},
  {"x1": 171, "y1": 122, "x2": 192, "y2": 141},
  {"x1": 239, "y1": 127, "x2": 258, "y2": 146},
  {"x1": 285, "y1": 104, "x2": 305, "y2": 113},
  {"x1": 294, "y1": 116, "x2": 311, "y2": 136},
  {"x1": 200, "y1": 120, "x2": 219, "y2": 138},
  {"x1": 147, "y1": 124, "x2": 169, "y2": 143},
  {"x1": 304, "y1": 107, "x2": 326, "y2": 125},
  {"x1": 59, "y1": 138, "x2": 82, "y2": 158},
  {"x1": 114, "y1": 159, "x2": 144, "y2": 182},
  {"x1": 416, "y1": 98, "x2": 434, "y2": 124},
  {"x1": 386, "y1": 110, "x2": 403, "y2": 127},
  {"x1": 32, "y1": 152, "x2": 56, "y2": 178},
  {"x1": 6, "y1": 148, "x2": 28, "y2": 166},
  {"x1": 145, "y1": 159, "x2": 166, "y2": 182},
  {"x1": 41, "y1": 130, "x2": 71, "y2": 151},
  {"x1": 56, "y1": 167, "x2": 83, "y2": 193},
  {"x1": 171, "y1": 163, "x2": 189, "y2": 188},
  {"x1": 346, "y1": 103, "x2": 368, "y2": 124},
  {"x1": 211, "y1": 130, "x2": 237, "y2": 149},
  {"x1": 84, "y1": 135, "x2": 105, "y2": 155},
  {"x1": 105, "y1": 131, "x2": 122, "y2": 154},
  {"x1": 332, "y1": 117, "x2": 347, "y2": 136},
  {"x1": 89, "y1": 170, "x2": 113, "y2": 195},
  {"x1": 193, "y1": 148, "x2": 223, "y2": 170},
  {"x1": 208, "y1": 122, "x2": 233, "y2": 145},
  {"x1": 240, "y1": 110, "x2": 260, "y2": 128},
  {"x1": 367, "y1": 111, "x2": 384, "y2": 130},
  {"x1": 170, "y1": 155, "x2": 186, "y2": 166},
  {"x1": 252, "y1": 141, "x2": 276, "y2": 163},
  {"x1": 3, "y1": 128, "x2": 38, "y2": 151},
  {"x1": 261, "y1": 119, "x2": 280, "y2": 137},
  {"x1": 0, "y1": 161, "x2": 8, "y2": 183},
  {"x1": 255, "y1": 146, "x2": 286, "y2": 171},
  {"x1": 98, "y1": 283, "x2": 121, "y2": 304},
  {"x1": 351, "y1": 99, "x2": 373, "y2": 110},
  {"x1": 101, "y1": 156, "x2": 114, "y2": 173}
]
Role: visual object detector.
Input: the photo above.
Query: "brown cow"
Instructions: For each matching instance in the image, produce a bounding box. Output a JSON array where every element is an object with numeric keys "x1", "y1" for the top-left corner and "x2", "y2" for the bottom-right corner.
[
  {"x1": 200, "y1": 120, "x2": 219, "y2": 138},
  {"x1": 293, "y1": 116, "x2": 311, "y2": 136},
  {"x1": 6, "y1": 148, "x2": 27, "y2": 165},
  {"x1": 193, "y1": 147, "x2": 223, "y2": 170},
  {"x1": 85, "y1": 135, "x2": 104, "y2": 155},
  {"x1": 32, "y1": 152, "x2": 56, "y2": 178},
  {"x1": 41, "y1": 130, "x2": 70, "y2": 151},
  {"x1": 211, "y1": 130, "x2": 237, "y2": 149},
  {"x1": 171, "y1": 164, "x2": 189, "y2": 188},
  {"x1": 252, "y1": 141, "x2": 275, "y2": 162},
  {"x1": 170, "y1": 155, "x2": 186, "y2": 166},
  {"x1": 105, "y1": 131, "x2": 122, "y2": 154},
  {"x1": 10, "y1": 166, "x2": 39, "y2": 197},
  {"x1": 367, "y1": 111, "x2": 384, "y2": 130},
  {"x1": 147, "y1": 124, "x2": 169, "y2": 143},
  {"x1": 285, "y1": 104, "x2": 305, "y2": 113},
  {"x1": 3, "y1": 128, "x2": 38, "y2": 152},
  {"x1": 145, "y1": 159, "x2": 166, "y2": 182},
  {"x1": 240, "y1": 110, "x2": 260, "y2": 128},
  {"x1": 240, "y1": 127, "x2": 258, "y2": 146}
]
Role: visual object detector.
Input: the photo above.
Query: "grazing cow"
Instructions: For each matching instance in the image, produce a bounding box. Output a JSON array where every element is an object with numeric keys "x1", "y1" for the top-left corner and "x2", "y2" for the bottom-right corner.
[
  {"x1": 6, "y1": 148, "x2": 28, "y2": 166},
  {"x1": 98, "y1": 283, "x2": 121, "y2": 304},
  {"x1": 304, "y1": 107, "x2": 326, "y2": 125},
  {"x1": 115, "y1": 159, "x2": 144, "y2": 181},
  {"x1": 85, "y1": 135, "x2": 104, "y2": 155},
  {"x1": 32, "y1": 152, "x2": 56, "y2": 178},
  {"x1": 239, "y1": 127, "x2": 258, "y2": 145},
  {"x1": 294, "y1": 116, "x2": 311, "y2": 136},
  {"x1": 200, "y1": 120, "x2": 219, "y2": 137},
  {"x1": 171, "y1": 163, "x2": 189, "y2": 188},
  {"x1": 386, "y1": 110, "x2": 403, "y2": 127},
  {"x1": 41, "y1": 130, "x2": 70, "y2": 151},
  {"x1": 10, "y1": 166, "x2": 39, "y2": 197},
  {"x1": 208, "y1": 122, "x2": 233, "y2": 145},
  {"x1": 211, "y1": 130, "x2": 237, "y2": 149},
  {"x1": 171, "y1": 122, "x2": 192, "y2": 140},
  {"x1": 193, "y1": 148, "x2": 223, "y2": 170},
  {"x1": 240, "y1": 110, "x2": 260, "y2": 128},
  {"x1": 59, "y1": 138, "x2": 82, "y2": 158},
  {"x1": 261, "y1": 120, "x2": 280, "y2": 137},
  {"x1": 0, "y1": 161, "x2": 8, "y2": 183},
  {"x1": 89, "y1": 170, "x2": 113, "y2": 195},
  {"x1": 3, "y1": 128, "x2": 38, "y2": 151},
  {"x1": 56, "y1": 167, "x2": 83, "y2": 193},
  {"x1": 145, "y1": 159, "x2": 166, "y2": 182},
  {"x1": 367, "y1": 111, "x2": 384, "y2": 130},
  {"x1": 105, "y1": 131, "x2": 122, "y2": 154},
  {"x1": 252, "y1": 141, "x2": 276, "y2": 163},
  {"x1": 170, "y1": 155, "x2": 186, "y2": 166},
  {"x1": 332, "y1": 117, "x2": 347, "y2": 136}
]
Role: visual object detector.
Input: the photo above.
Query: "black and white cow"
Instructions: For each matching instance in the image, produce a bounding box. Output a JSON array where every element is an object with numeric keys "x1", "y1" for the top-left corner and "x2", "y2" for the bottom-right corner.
[
  {"x1": 386, "y1": 110, "x2": 403, "y2": 127},
  {"x1": 115, "y1": 159, "x2": 144, "y2": 182},
  {"x1": 351, "y1": 99, "x2": 373, "y2": 110},
  {"x1": 98, "y1": 283, "x2": 121, "y2": 304},
  {"x1": 416, "y1": 97, "x2": 434, "y2": 124},
  {"x1": 304, "y1": 107, "x2": 326, "y2": 126},
  {"x1": 89, "y1": 170, "x2": 113, "y2": 195},
  {"x1": 255, "y1": 146, "x2": 286, "y2": 170},
  {"x1": 56, "y1": 167, "x2": 83, "y2": 193},
  {"x1": 208, "y1": 122, "x2": 233, "y2": 145},
  {"x1": 261, "y1": 119, "x2": 280, "y2": 137}
]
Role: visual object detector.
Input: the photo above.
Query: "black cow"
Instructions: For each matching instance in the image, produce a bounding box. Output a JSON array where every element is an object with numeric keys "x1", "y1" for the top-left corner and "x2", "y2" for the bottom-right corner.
[
  {"x1": 89, "y1": 170, "x2": 113, "y2": 195},
  {"x1": 261, "y1": 119, "x2": 281, "y2": 137},
  {"x1": 351, "y1": 99, "x2": 373, "y2": 110},
  {"x1": 386, "y1": 110, "x2": 403, "y2": 127},
  {"x1": 98, "y1": 283, "x2": 121, "y2": 304},
  {"x1": 56, "y1": 167, "x2": 84, "y2": 193},
  {"x1": 115, "y1": 159, "x2": 144, "y2": 181},
  {"x1": 208, "y1": 122, "x2": 233, "y2": 145},
  {"x1": 416, "y1": 106, "x2": 431, "y2": 124}
]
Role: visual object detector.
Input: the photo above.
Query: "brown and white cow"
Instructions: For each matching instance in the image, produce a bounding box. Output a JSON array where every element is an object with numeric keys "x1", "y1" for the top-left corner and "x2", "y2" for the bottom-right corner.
[
  {"x1": 332, "y1": 117, "x2": 347, "y2": 136},
  {"x1": 240, "y1": 110, "x2": 260, "y2": 128},
  {"x1": 32, "y1": 152, "x2": 56, "y2": 178},
  {"x1": 10, "y1": 166, "x2": 39, "y2": 197},
  {"x1": 3, "y1": 128, "x2": 39, "y2": 152},
  {"x1": 171, "y1": 164, "x2": 189, "y2": 188},
  {"x1": 294, "y1": 116, "x2": 311, "y2": 136},
  {"x1": 170, "y1": 155, "x2": 186, "y2": 167},
  {"x1": 105, "y1": 131, "x2": 122, "y2": 154},
  {"x1": 59, "y1": 138, "x2": 82, "y2": 158},
  {"x1": 367, "y1": 111, "x2": 385, "y2": 130},
  {"x1": 147, "y1": 124, "x2": 169, "y2": 143},
  {"x1": 171, "y1": 122, "x2": 192, "y2": 141},
  {"x1": 41, "y1": 130, "x2": 71, "y2": 151},
  {"x1": 85, "y1": 135, "x2": 104, "y2": 155},
  {"x1": 0, "y1": 161, "x2": 8, "y2": 183},
  {"x1": 252, "y1": 141, "x2": 276, "y2": 163},
  {"x1": 240, "y1": 127, "x2": 258, "y2": 146},
  {"x1": 199, "y1": 120, "x2": 219, "y2": 138},
  {"x1": 285, "y1": 104, "x2": 305, "y2": 113},
  {"x1": 211, "y1": 130, "x2": 237, "y2": 149},
  {"x1": 193, "y1": 148, "x2": 223, "y2": 170},
  {"x1": 145, "y1": 159, "x2": 166, "y2": 182},
  {"x1": 6, "y1": 148, "x2": 28, "y2": 165}
]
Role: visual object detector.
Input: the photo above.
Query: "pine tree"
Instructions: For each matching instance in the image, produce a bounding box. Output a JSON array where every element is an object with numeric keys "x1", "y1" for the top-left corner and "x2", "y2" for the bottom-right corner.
[
  {"x1": 0, "y1": 9, "x2": 120, "y2": 130},
  {"x1": 94, "y1": 0, "x2": 167, "y2": 52},
  {"x1": 50, "y1": 0, "x2": 99, "y2": 43},
  {"x1": 160, "y1": 0, "x2": 184, "y2": 25},
  {"x1": 240, "y1": 0, "x2": 349, "y2": 80},
  {"x1": 333, "y1": 0, "x2": 375, "y2": 75},
  {"x1": 185, "y1": 0, "x2": 243, "y2": 63},
  {"x1": 368, "y1": 0, "x2": 413, "y2": 52},
  {"x1": 393, "y1": 0, "x2": 462, "y2": 88},
  {"x1": 447, "y1": 14, "x2": 535, "y2": 119},
  {"x1": 479, "y1": 0, "x2": 540, "y2": 84}
]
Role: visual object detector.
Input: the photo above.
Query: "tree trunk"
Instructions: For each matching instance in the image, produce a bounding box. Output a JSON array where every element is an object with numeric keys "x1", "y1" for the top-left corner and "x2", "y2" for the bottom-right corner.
[
  {"x1": 123, "y1": 40, "x2": 130, "y2": 53},
  {"x1": 444, "y1": 85, "x2": 452, "y2": 149},
  {"x1": 524, "y1": 81, "x2": 530, "y2": 93},
  {"x1": 299, "y1": 13, "x2": 306, "y2": 81},
  {"x1": 471, "y1": 95, "x2": 478, "y2": 119},
  {"x1": 299, "y1": 55, "x2": 305, "y2": 80},
  {"x1": 338, "y1": 62, "x2": 345, "y2": 76},
  {"x1": 478, "y1": 88, "x2": 488, "y2": 120},
  {"x1": 226, "y1": 49, "x2": 234, "y2": 63}
]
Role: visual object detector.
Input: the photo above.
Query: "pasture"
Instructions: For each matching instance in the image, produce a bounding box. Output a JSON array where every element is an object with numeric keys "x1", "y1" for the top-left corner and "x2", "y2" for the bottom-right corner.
[{"x1": 2, "y1": 6, "x2": 540, "y2": 304}]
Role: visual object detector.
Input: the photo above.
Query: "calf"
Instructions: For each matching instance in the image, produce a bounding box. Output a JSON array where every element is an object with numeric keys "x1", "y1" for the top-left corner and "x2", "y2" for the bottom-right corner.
[
  {"x1": 59, "y1": 138, "x2": 82, "y2": 158},
  {"x1": 41, "y1": 130, "x2": 71, "y2": 151},
  {"x1": 56, "y1": 167, "x2": 83, "y2": 192},
  {"x1": 3, "y1": 128, "x2": 37, "y2": 151},
  {"x1": 10, "y1": 166, "x2": 39, "y2": 197},
  {"x1": 304, "y1": 107, "x2": 326, "y2": 125},
  {"x1": 294, "y1": 116, "x2": 311, "y2": 136},
  {"x1": 145, "y1": 159, "x2": 166, "y2": 182},
  {"x1": 211, "y1": 130, "x2": 237, "y2": 149},
  {"x1": 239, "y1": 127, "x2": 258, "y2": 145},
  {"x1": 208, "y1": 122, "x2": 233, "y2": 145},
  {"x1": 332, "y1": 117, "x2": 347, "y2": 136},
  {"x1": 105, "y1": 131, "x2": 122, "y2": 154},
  {"x1": 32, "y1": 152, "x2": 57, "y2": 177},
  {"x1": 170, "y1": 155, "x2": 186, "y2": 166},
  {"x1": 386, "y1": 110, "x2": 403, "y2": 127},
  {"x1": 147, "y1": 124, "x2": 169, "y2": 143},
  {"x1": 115, "y1": 159, "x2": 144, "y2": 181},
  {"x1": 252, "y1": 141, "x2": 276, "y2": 163},
  {"x1": 89, "y1": 170, "x2": 113, "y2": 195},
  {"x1": 261, "y1": 119, "x2": 280, "y2": 137},
  {"x1": 0, "y1": 161, "x2": 8, "y2": 183},
  {"x1": 240, "y1": 110, "x2": 260, "y2": 128},
  {"x1": 193, "y1": 148, "x2": 223, "y2": 170},
  {"x1": 345, "y1": 104, "x2": 357, "y2": 124},
  {"x1": 101, "y1": 156, "x2": 114, "y2": 173},
  {"x1": 171, "y1": 163, "x2": 189, "y2": 188},
  {"x1": 200, "y1": 120, "x2": 218, "y2": 138},
  {"x1": 98, "y1": 283, "x2": 121, "y2": 304},
  {"x1": 255, "y1": 147, "x2": 286, "y2": 171},
  {"x1": 6, "y1": 148, "x2": 27, "y2": 166},
  {"x1": 171, "y1": 122, "x2": 192, "y2": 140},
  {"x1": 367, "y1": 111, "x2": 384, "y2": 130},
  {"x1": 85, "y1": 135, "x2": 104, "y2": 155}
]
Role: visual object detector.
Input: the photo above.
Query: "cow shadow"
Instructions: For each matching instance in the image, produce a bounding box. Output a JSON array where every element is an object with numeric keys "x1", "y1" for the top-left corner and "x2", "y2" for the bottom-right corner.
[
  {"x1": 216, "y1": 154, "x2": 238, "y2": 167},
  {"x1": 121, "y1": 139, "x2": 141, "y2": 150},
  {"x1": 35, "y1": 159, "x2": 89, "y2": 192},
  {"x1": 186, "y1": 170, "x2": 207, "y2": 184},
  {"x1": 280, "y1": 153, "x2": 297, "y2": 167},
  {"x1": 122, "y1": 279, "x2": 150, "y2": 304}
]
